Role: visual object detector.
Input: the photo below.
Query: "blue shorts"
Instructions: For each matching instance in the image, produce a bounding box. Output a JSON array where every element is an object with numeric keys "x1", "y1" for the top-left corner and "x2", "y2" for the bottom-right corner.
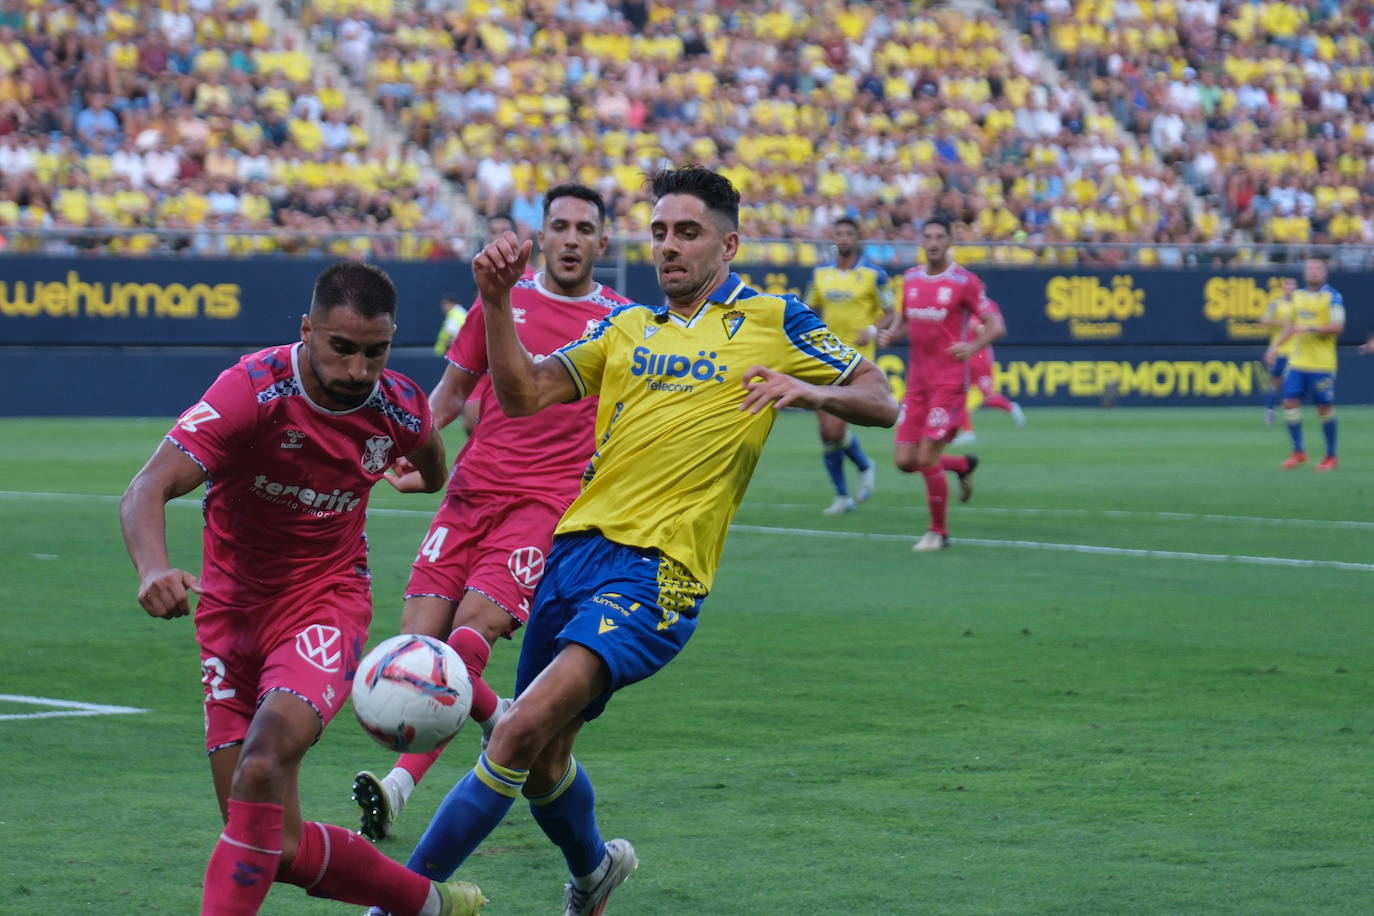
[
  {"x1": 1269, "y1": 355, "x2": 1288, "y2": 380},
  {"x1": 1281, "y1": 369, "x2": 1335, "y2": 405},
  {"x1": 514, "y1": 531, "x2": 705, "y2": 721}
]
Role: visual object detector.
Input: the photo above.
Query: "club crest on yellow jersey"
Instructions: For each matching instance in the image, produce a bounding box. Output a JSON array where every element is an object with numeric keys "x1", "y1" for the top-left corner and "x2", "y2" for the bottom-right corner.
[{"x1": 722, "y1": 309, "x2": 746, "y2": 339}]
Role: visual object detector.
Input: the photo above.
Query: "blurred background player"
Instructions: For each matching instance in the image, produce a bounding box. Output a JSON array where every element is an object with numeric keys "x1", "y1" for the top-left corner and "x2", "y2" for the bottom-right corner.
[
  {"x1": 119, "y1": 262, "x2": 486, "y2": 916},
  {"x1": 433, "y1": 295, "x2": 469, "y2": 357},
  {"x1": 1267, "y1": 257, "x2": 1345, "y2": 472},
  {"x1": 951, "y1": 297, "x2": 1024, "y2": 446},
  {"x1": 380, "y1": 166, "x2": 895, "y2": 916},
  {"x1": 1259, "y1": 276, "x2": 1297, "y2": 425},
  {"x1": 880, "y1": 218, "x2": 1004, "y2": 552},
  {"x1": 804, "y1": 217, "x2": 892, "y2": 514},
  {"x1": 352, "y1": 185, "x2": 630, "y2": 843}
]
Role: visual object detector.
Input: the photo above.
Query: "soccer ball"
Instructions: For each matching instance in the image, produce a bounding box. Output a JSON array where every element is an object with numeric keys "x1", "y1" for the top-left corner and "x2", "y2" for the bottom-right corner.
[{"x1": 351, "y1": 634, "x2": 473, "y2": 753}]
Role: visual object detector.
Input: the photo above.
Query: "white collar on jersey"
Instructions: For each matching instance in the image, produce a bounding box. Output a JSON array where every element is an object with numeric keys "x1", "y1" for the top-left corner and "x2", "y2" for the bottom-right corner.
[{"x1": 532, "y1": 271, "x2": 605, "y2": 303}]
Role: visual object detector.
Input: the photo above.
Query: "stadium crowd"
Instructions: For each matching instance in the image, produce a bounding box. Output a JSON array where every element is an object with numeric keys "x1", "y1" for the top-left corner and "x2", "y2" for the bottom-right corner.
[{"x1": 3, "y1": 0, "x2": 1374, "y2": 264}]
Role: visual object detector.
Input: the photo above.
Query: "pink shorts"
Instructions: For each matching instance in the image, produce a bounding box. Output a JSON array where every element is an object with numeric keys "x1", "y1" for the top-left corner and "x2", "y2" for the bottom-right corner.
[
  {"x1": 197, "y1": 579, "x2": 370, "y2": 754},
  {"x1": 405, "y1": 490, "x2": 565, "y2": 635},
  {"x1": 896, "y1": 386, "x2": 967, "y2": 444}
]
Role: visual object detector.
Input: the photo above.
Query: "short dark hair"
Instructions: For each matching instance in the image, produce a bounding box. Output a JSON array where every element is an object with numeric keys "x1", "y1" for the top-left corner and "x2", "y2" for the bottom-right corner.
[
  {"x1": 923, "y1": 217, "x2": 952, "y2": 236},
  {"x1": 544, "y1": 183, "x2": 606, "y2": 224},
  {"x1": 834, "y1": 217, "x2": 860, "y2": 232},
  {"x1": 310, "y1": 261, "x2": 397, "y2": 320},
  {"x1": 649, "y1": 165, "x2": 740, "y2": 229}
]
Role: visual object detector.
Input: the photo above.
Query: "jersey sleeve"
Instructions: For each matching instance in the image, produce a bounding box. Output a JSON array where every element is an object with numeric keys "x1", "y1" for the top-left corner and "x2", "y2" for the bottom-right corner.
[
  {"x1": 871, "y1": 264, "x2": 894, "y2": 311},
  {"x1": 165, "y1": 364, "x2": 256, "y2": 476},
  {"x1": 551, "y1": 312, "x2": 614, "y2": 399},
  {"x1": 964, "y1": 271, "x2": 988, "y2": 314},
  {"x1": 977, "y1": 296, "x2": 1003, "y2": 324},
  {"x1": 446, "y1": 300, "x2": 487, "y2": 376},
  {"x1": 1328, "y1": 289, "x2": 1346, "y2": 323},
  {"x1": 779, "y1": 295, "x2": 862, "y2": 385}
]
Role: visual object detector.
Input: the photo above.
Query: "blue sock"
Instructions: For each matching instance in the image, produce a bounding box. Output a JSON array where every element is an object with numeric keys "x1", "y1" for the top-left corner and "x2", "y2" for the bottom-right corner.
[
  {"x1": 406, "y1": 753, "x2": 527, "y2": 880},
  {"x1": 1265, "y1": 388, "x2": 1276, "y2": 411},
  {"x1": 841, "y1": 431, "x2": 873, "y2": 471},
  {"x1": 1287, "y1": 420, "x2": 1304, "y2": 453},
  {"x1": 528, "y1": 757, "x2": 606, "y2": 878},
  {"x1": 1322, "y1": 416, "x2": 1337, "y2": 457},
  {"x1": 823, "y1": 442, "x2": 847, "y2": 496}
]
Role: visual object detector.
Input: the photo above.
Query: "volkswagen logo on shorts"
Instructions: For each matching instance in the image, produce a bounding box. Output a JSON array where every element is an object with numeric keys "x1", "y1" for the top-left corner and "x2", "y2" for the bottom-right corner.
[
  {"x1": 508, "y1": 546, "x2": 546, "y2": 589},
  {"x1": 296, "y1": 624, "x2": 343, "y2": 672}
]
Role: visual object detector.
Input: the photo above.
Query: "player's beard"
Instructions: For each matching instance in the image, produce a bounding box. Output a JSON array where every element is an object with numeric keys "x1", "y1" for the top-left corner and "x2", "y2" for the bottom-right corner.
[{"x1": 305, "y1": 346, "x2": 373, "y2": 409}]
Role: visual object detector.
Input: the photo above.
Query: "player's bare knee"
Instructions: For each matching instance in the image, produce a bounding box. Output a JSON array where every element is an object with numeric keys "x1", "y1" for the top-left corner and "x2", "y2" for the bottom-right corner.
[
  {"x1": 230, "y1": 746, "x2": 289, "y2": 800},
  {"x1": 485, "y1": 704, "x2": 553, "y2": 769},
  {"x1": 451, "y1": 612, "x2": 506, "y2": 645}
]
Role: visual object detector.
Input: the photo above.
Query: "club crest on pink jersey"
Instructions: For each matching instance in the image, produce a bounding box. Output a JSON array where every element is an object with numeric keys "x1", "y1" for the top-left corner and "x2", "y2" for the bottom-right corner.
[
  {"x1": 508, "y1": 546, "x2": 546, "y2": 589},
  {"x1": 362, "y1": 435, "x2": 394, "y2": 473},
  {"x1": 296, "y1": 624, "x2": 343, "y2": 672}
]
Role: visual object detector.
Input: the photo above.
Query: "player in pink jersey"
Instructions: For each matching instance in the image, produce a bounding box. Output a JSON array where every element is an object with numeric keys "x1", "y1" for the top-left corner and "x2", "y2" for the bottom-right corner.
[
  {"x1": 952, "y1": 300, "x2": 1025, "y2": 445},
  {"x1": 879, "y1": 218, "x2": 1004, "y2": 551},
  {"x1": 352, "y1": 185, "x2": 631, "y2": 842},
  {"x1": 120, "y1": 261, "x2": 487, "y2": 916}
]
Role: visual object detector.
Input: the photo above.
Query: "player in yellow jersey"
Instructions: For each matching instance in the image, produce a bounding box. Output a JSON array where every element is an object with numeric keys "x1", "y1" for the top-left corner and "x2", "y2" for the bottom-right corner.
[
  {"x1": 1266, "y1": 258, "x2": 1345, "y2": 472},
  {"x1": 1260, "y1": 276, "x2": 1297, "y2": 425},
  {"x1": 388, "y1": 167, "x2": 897, "y2": 914},
  {"x1": 804, "y1": 217, "x2": 894, "y2": 514}
]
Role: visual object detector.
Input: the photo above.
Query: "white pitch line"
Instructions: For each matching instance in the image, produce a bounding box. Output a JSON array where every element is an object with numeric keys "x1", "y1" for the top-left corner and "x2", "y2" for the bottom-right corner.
[
  {"x1": 4, "y1": 490, "x2": 1372, "y2": 531},
  {"x1": 728, "y1": 524, "x2": 1374, "y2": 573},
  {"x1": 4, "y1": 491, "x2": 1368, "y2": 572},
  {"x1": 746, "y1": 502, "x2": 1374, "y2": 530},
  {"x1": 0, "y1": 693, "x2": 148, "y2": 721}
]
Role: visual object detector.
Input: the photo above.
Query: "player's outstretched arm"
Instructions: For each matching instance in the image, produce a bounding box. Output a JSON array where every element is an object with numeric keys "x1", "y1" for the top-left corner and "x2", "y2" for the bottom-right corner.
[
  {"x1": 473, "y1": 231, "x2": 578, "y2": 416},
  {"x1": 876, "y1": 311, "x2": 906, "y2": 347},
  {"x1": 387, "y1": 428, "x2": 449, "y2": 493},
  {"x1": 120, "y1": 440, "x2": 207, "y2": 619},
  {"x1": 428, "y1": 363, "x2": 479, "y2": 431},
  {"x1": 741, "y1": 358, "x2": 898, "y2": 427}
]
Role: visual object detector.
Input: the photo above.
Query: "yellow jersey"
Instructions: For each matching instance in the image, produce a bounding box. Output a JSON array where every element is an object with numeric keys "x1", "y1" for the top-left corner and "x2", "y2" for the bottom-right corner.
[
  {"x1": 1288, "y1": 285, "x2": 1345, "y2": 373},
  {"x1": 1264, "y1": 295, "x2": 1296, "y2": 356},
  {"x1": 553, "y1": 272, "x2": 862, "y2": 588},
  {"x1": 804, "y1": 256, "x2": 893, "y2": 360}
]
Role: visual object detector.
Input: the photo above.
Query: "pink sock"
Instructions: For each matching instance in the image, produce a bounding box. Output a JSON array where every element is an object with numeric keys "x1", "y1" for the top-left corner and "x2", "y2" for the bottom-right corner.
[
  {"x1": 279, "y1": 821, "x2": 432, "y2": 915},
  {"x1": 201, "y1": 799, "x2": 283, "y2": 916},
  {"x1": 940, "y1": 453, "x2": 971, "y2": 475},
  {"x1": 448, "y1": 625, "x2": 499, "y2": 723},
  {"x1": 984, "y1": 393, "x2": 1014, "y2": 412},
  {"x1": 921, "y1": 465, "x2": 949, "y2": 535},
  {"x1": 395, "y1": 626, "x2": 500, "y2": 784},
  {"x1": 395, "y1": 745, "x2": 446, "y2": 783}
]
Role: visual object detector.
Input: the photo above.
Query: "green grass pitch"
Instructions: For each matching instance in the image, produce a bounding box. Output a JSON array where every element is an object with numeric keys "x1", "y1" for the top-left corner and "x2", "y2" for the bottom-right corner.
[{"x1": 1, "y1": 408, "x2": 1371, "y2": 914}]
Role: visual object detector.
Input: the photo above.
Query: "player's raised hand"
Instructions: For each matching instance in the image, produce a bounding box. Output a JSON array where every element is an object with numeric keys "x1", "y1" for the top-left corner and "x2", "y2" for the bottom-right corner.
[
  {"x1": 472, "y1": 231, "x2": 533, "y2": 305},
  {"x1": 137, "y1": 567, "x2": 201, "y2": 619},
  {"x1": 741, "y1": 365, "x2": 820, "y2": 413}
]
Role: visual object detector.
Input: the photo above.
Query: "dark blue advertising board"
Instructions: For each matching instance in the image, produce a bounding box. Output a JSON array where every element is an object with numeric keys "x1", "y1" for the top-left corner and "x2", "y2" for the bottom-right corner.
[{"x1": 4, "y1": 256, "x2": 1370, "y2": 413}]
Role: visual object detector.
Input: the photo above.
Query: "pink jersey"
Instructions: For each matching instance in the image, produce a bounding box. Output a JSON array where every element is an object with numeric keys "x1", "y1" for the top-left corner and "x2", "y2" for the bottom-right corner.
[
  {"x1": 168, "y1": 343, "x2": 432, "y2": 604},
  {"x1": 446, "y1": 273, "x2": 630, "y2": 503},
  {"x1": 967, "y1": 298, "x2": 1003, "y2": 378},
  {"x1": 900, "y1": 263, "x2": 994, "y2": 390}
]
